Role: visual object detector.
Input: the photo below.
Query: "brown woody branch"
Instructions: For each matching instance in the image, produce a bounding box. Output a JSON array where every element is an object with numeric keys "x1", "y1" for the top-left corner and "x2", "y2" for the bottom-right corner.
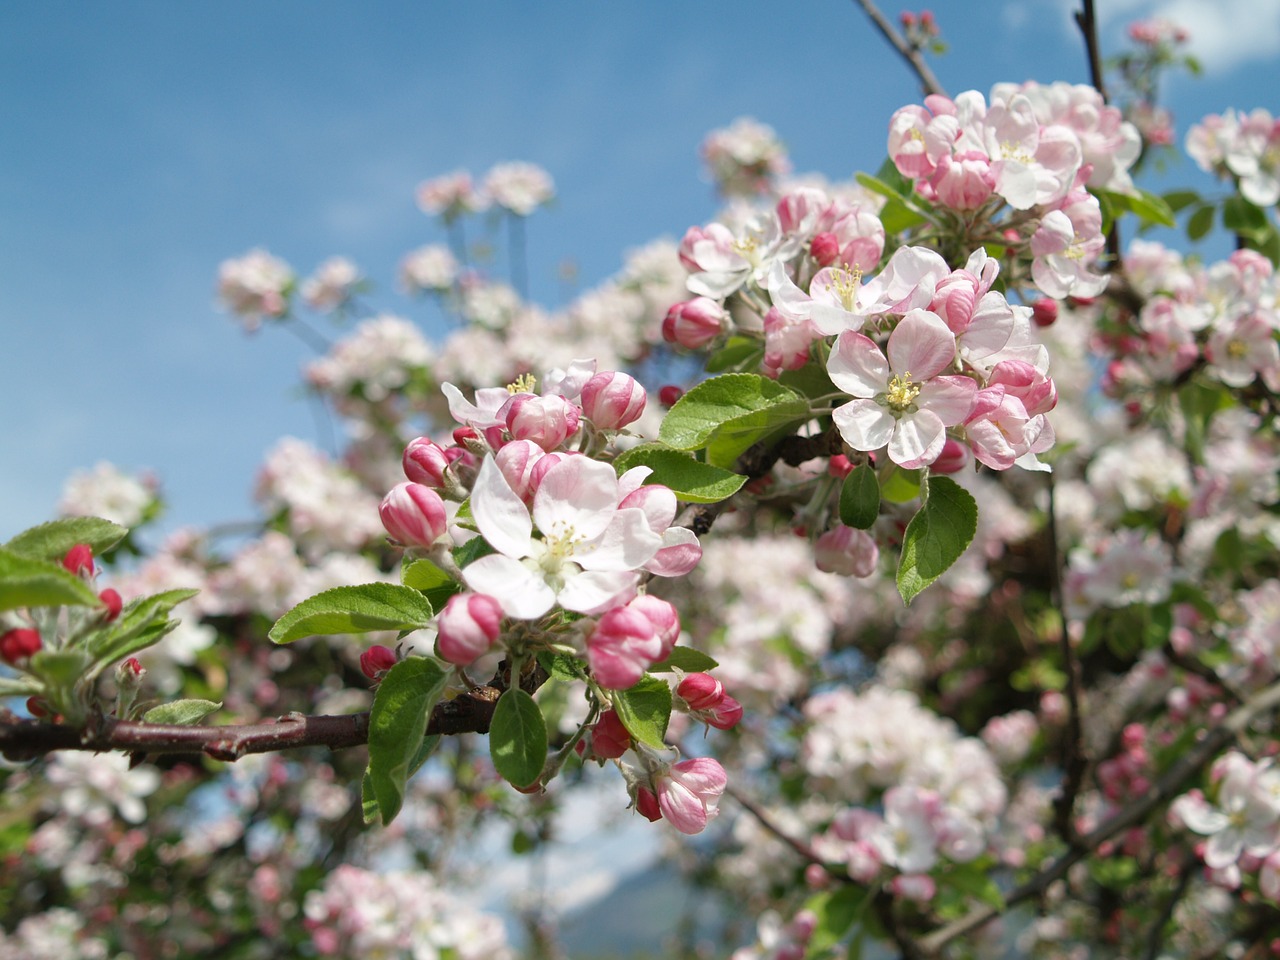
[{"x1": 0, "y1": 660, "x2": 544, "y2": 763}]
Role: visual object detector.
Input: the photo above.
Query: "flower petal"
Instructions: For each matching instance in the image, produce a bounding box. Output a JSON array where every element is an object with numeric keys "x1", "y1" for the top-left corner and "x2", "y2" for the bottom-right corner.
[
  {"x1": 827, "y1": 331, "x2": 889, "y2": 398},
  {"x1": 471, "y1": 456, "x2": 533, "y2": 560},
  {"x1": 833, "y1": 399, "x2": 896, "y2": 453},
  {"x1": 533, "y1": 457, "x2": 620, "y2": 543},
  {"x1": 463, "y1": 554, "x2": 555, "y2": 619},
  {"x1": 888, "y1": 410, "x2": 946, "y2": 468},
  {"x1": 887, "y1": 310, "x2": 957, "y2": 379}
]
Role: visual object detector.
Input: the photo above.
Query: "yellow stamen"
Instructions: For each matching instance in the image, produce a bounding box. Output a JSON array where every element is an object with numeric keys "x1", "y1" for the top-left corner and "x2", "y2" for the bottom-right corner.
[
  {"x1": 825, "y1": 264, "x2": 864, "y2": 312},
  {"x1": 886, "y1": 372, "x2": 921, "y2": 411},
  {"x1": 507, "y1": 373, "x2": 538, "y2": 394}
]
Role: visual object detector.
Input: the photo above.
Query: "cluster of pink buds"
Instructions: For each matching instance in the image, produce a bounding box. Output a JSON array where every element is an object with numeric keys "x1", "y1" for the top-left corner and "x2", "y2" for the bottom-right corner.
[
  {"x1": 61, "y1": 544, "x2": 124, "y2": 623},
  {"x1": 676, "y1": 673, "x2": 743, "y2": 730}
]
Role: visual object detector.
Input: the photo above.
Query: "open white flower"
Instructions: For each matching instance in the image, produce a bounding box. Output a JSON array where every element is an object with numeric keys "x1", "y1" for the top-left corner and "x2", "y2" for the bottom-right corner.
[{"x1": 463, "y1": 455, "x2": 663, "y2": 619}]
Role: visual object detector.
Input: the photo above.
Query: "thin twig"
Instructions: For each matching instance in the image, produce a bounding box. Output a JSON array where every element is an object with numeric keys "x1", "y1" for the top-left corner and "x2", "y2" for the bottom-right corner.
[
  {"x1": 1142, "y1": 851, "x2": 1195, "y2": 960},
  {"x1": 1048, "y1": 477, "x2": 1087, "y2": 843},
  {"x1": 725, "y1": 783, "x2": 825, "y2": 865},
  {"x1": 918, "y1": 678, "x2": 1280, "y2": 954},
  {"x1": 1074, "y1": 0, "x2": 1122, "y2": 263},
  {"x1": 850, "y1": 0, "x2": 946, "y2": 99}
]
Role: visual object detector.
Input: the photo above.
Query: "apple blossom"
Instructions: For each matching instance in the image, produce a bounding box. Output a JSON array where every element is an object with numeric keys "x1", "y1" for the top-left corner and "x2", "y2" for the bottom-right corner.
[
  {"x1": 499, "y1": 391, "x2": 581, "y2": 451},
  {"x1": 826, "y1": 309, "x2": 977, "y2": 469},
  {"x1": 663, "y1": 297, "x2": 726, "y2": 349},
  {"x1": 379, "y1": 482, "x2": 448, "y2": 549},
  {"x1": 656, "y1": 757, "x2": 727, "y2": 835},
  {"x1": 813, "y1": 525, "x2": 880, "y2": 578},
  {"x1": 435, "y1": 592, "x2": 504, "y2": 666},
  {"x1": 402, "y1": 436, "x2": 451, "y2": 489}
]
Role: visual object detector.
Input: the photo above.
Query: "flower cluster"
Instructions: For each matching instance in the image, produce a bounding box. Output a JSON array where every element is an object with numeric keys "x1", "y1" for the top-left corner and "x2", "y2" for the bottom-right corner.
[{"x1": 1187, "y1": 108, "x2": 1280, "y2": 207}]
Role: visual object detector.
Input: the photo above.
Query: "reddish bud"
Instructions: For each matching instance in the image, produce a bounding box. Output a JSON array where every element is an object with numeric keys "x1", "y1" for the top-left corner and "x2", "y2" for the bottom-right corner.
[
  {"x1": 63, "y1": 544, "x2": 95, "y2": 577},
  {"x1": 360, "y1": 645, "x2": 398, "y2": 680},
  {"x1": 122, "y1": 657, "x2": 144, "y2": 676},
  {"x1": 402, "y1": 436, "x2": 451, "y2": 487},
  {"x1": 809, "y1": 231, "x2": 841, "y2": 267},
  {"x1": 451, "y1": 426, "x2": 479, "y2": 446},
  {"x1": 658, "y1": 385, "x2": 684, "y2": 407},
  {"x1": 25, "y1": 696, "x2": 49, "y2": 719},
  {"x1": 930, "y1": 437, "x2": 971, "y2": 474},
  {"x1": 500, "y1": 393, "x2": 582, "y2": 451},
  {"x1": 677, "y1": 673, "x2": 724, "y2": 711},
  {"x1": 587, "y1": 710, "x2": 631, "y2": 760},
  {"x1": 635, "y1": 787, "x2": 662, "y2": 822},
  {"x1": 827, "y1": 454, "x2": 855, "y2": 479},
  {"x1": 662, "y1": 298, "x2": 725, "y2": 350},
  {"x1": 99, "y1": 588, "x2": 123, "y2": 622},
  {"x1": 814, "y1": 525, "x2": 880, "y2": 578},
  {"x1": 1031, "y1": 297, "x2": 1059, "y2": 327},
  {"x1": 0, "y1": 628, "x2": 42, "y2": 664}
]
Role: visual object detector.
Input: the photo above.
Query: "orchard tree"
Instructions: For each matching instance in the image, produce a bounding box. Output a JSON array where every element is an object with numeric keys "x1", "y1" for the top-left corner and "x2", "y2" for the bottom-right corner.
[{"x1": 3, "y1": 2, "x2": 1280, "y2": 958}]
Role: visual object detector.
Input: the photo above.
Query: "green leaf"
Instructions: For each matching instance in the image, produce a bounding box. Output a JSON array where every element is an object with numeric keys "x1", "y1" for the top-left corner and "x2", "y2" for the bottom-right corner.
[
  {"x1": 452, "y1": 537, "x2": 496, "y2": 569},
  {"x1": 0, "y1": 676, "x2": 41, "y2": 697},
  {"x1": 489, "y1": 688, "x2": 547, "y2": 788},
  {"x1": 855, "y1": 171, "x2": 908, "y2": 201},
  {"x1": 942, "y1": 862, "x2": 1006, "y2": 910},
  {"x1": 611, "y1": 675, "x2": 672, "y2": 749},
  {"x1": 1097, "y1": 188, "x2": 1175, "y2": 229},
  {"x1": 362, "y1": 734, "x2": 440, "y2": 824},
  {"x1": 880, "y1": 467, "x2": 922, "y2": 504},
  {"x1": 0, "y1": 547, "x2": 102, "y2": 612},
  {"x1": 805, "y1": 886, "x2": 871, "y2": 956},
  {"x1": 4, "y1": 517, "x2": 129, "y2": 563},
  {"x1": 648, "y1": 647, "x2": 720, "y2": 673},
  {"x1": 401, "y1": 559, "x2": 463, "y2": 611},
  {"x1": 28, "y1": 649, "x2": 91, "y2": 687},
  {"x1": 367, "y1": 658, "x2": 449, "y2": 825},
  {"x1": 877, "y1": 196, "x2": 926, "y2": 234},
  {"x1": 1187, "y1": 203, "x2": 1215, "y2": 241},
  {"x1": 1162, "y1": 189, "x2": 1201, "y2": 213},
  {"x1": 142, "y1": 699, "x2": 222, "y2": 725},
  {"x1": 704, "y1": 336, "x2": 764, "y2": 373},
  {"x1": 84, "y1": 588, "x2": 198, "y2": 667},
  {"x1": 1246, "y1": 224, "x2": 1280, "y2": 268},
  {"x1": 268, "y1": 583, "x2": 435, "y2": 644},
  {"x1": 896, "y1": 476, "x2": 978, "y2": 605},
  {"x1": 839, "y1": 465, "x2": 881, "y2": 530},
  {"x1": 1223, "y1": 196, "x2": 1269, "y2": 237},
  {"x1": 613, "y1": 445, "x2": 747, "y2": 503},
  {"x1": 658, "y1": 374, "x2": 808, "y2": 469}
]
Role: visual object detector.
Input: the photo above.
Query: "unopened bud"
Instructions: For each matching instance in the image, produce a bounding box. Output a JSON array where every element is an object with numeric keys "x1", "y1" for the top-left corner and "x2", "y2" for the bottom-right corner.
[
  {"x1": 814, "y1": 525, "x2": 880, "y2": 578},
  {"x1": 662, "y1": 298, "x2": 725, "y2": 350},
  {"x1": 827, "y1": 454, "x2": 855, "y2": 479},
  {"x1": 63, "y1": 544, "x2": 95, "y2": 577},
  {"x1": 585, "y1": 710, "x2": 631, "y2": 760},
  {"x1": 580, "y1": 371, "x2": 647, "y2": 430},
  {"x1": 500, "y1": 393, "x2": 581, "y2": 451},
  {"x1": 810, "y1": 232, "x2": 841, "y2": 267},
  {"x1": 930, "y1": 437, "x2": 971, "y2": 474},
  {"x1": 635, "y1": 787, "x2": 662, "y2": 822},
  {"x1": 99, "y1": 588, "x2": 124, "y2": 622},
  {"x1": 360, "y1": 645, "x2": 398, "y2": 680},
  {"x1": 436, "y1": 593, "x2": 504, "y2": 666},
  {"x1": 677, "y1": 673, "x2": 724, "y2": 711},
  {"x1": 380, "y1": 482, "x2": 449, "y2": 548},
  {"x1": 658, "y1": 385, "x2": 684, "y2": 407},
  {"x1": 0, "y1": 628, "x2": 42, "y2": 665},
  {"x1": 1031, "y1": 297, "x2": 1059, "y2": 327},
  {"x1": 403, "y1": 437, "x2": 451, "y2": 487}
]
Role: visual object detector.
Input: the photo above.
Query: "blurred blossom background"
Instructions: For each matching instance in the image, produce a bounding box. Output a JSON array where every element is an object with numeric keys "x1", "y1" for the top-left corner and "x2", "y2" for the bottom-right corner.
[{"x1": 3, "y1": 0, "x2": 1278, "y2": 539}]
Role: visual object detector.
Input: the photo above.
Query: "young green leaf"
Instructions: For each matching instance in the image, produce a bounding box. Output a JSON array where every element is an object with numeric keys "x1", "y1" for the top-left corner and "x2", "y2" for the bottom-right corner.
[
  {"x1": 361, "y1": 734, "x2": 440, "y2": 824},
  {"x1": 658, "y1": 374, "x2": 808, "y2": 468},
  {"x1": 366, "y1": 658, "x2": 449, "y2": 825},
  {"x1": 648, "y1": 647, "x2": 720, "y2": 674},
  {"x1": 83, "y1": 588, "x2": 199, "y2": 667},
  {"x1": 142, "y1": 699, "x2": 222, "y2": 725},
  {"x1": 401, "y1": 558, "x2": 463, "y2": 611},
  {"x1": 613, "y1": 445, "x2": 747, "y2": 503},
  {"x1": 489, "y1": 688, "x2": 547, "y2": 788},
  {"x1": 805, "y1": 886, "x2": 872, "y2": 955},
  {"x1": 612, "y1": 675, "x2": 672, "y2": 749},
  {"x1": 839, "y1": 464, "x2": 881, "y2": 530},
  {"x1": 704, "y1": 336, "x2": 764, "y2": 373},
  {"x1": 0, "y1": 547, "x2": 102, "y2": 612},
  {"x1": 1186, "y1": 203, "x2": 1215, "y2": 241},
  {"x1": 897, "y1": 476, "x2": 978, "y2": 605},
  {"x1": 4, "y1": 517, "x2": 129, "y2": 562},
  {"x1": 268, "y1": 583, "x2": 435, "y2": 644},
  {"x1": 1223, "y1": 196, "x2": 1269, "y2": 238}
]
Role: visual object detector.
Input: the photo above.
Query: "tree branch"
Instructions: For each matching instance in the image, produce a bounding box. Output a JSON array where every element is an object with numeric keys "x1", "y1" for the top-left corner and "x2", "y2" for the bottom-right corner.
[
  {"x1": 0, "y1": 660, "x2": 543, "y2": 763},
  {"x1": 850, "y1": 0, "x2": 947, "y2": 99},
  {"x1": 918, "y1": 678, "x2": 1280, "y2": 954}
]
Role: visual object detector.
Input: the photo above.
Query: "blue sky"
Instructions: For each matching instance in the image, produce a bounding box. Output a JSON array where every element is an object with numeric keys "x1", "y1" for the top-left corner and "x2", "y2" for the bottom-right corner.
[{"x1": 2, "y1": 0, "x2": 1278, "y2": 543}]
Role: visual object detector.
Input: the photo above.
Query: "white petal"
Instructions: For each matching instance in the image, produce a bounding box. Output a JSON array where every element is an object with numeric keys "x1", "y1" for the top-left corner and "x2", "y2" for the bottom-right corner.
[
  {"x1": 832, "y1": 399, "x2": 895, "y2": 453},
  {"x1": 533, "y1": 457, "x2": 620, "y2": 543},
  {"x1": 557, "y1": 569, "x2": 638, "y2": 615},
  {"x1": 463, "y1": 554, "x2": 555, "y2": 619},
  {"x1": 471, "y1": 457, "x2": 533, "y2": 560},
  {"x1": 889, "y1": 410, "x2": 946, "y2": 468},
  {"x1": 574, "y1": 508, "x2": 663, "y2": 572}
]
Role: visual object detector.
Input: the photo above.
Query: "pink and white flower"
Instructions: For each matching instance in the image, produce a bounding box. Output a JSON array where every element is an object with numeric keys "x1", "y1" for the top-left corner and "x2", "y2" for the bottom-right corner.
[
  {"x1": 656, "y1": 757, "x2": 728, "y2": 835},
  {"x1": 826, "y1": 310, "x2": 977, "y2": 469},
  {"x1": 463, "y1": 456, "x2": 663, "y2": 619}
]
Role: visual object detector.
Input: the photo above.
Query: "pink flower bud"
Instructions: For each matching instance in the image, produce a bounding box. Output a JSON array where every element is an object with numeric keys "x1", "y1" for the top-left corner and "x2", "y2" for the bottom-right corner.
[
  {"x1": 657, "y1": 757, "x2": 727, "y2": 834},
  {"x1": 584, "y1": 709, "x2": 631, "y2": 760},
  {"x1": 436, "y1": 592, "x2": 504, "y2": 666},
  {"x1": 810, "y1": 231, "x2": 841, "y2": 267},
  {"x1": 0, "y1": 628, "x2": 42, "y2": 665},
  {"x1": 635, "y1": 787, "x2": 662, "y2": 822},
  {"x1": 827, "y1": 454, "x2": 855, "y2": 479},
  {"x1": 891, "y1": 874, "x2": 937, "y2": 904},
  {"x1": 360, "y1": 645, "x2": 398, "y2": 680},
  {"x1": 705, "y1": 695, "x2": 743, "y2": 730},
  {"x1": 677, "y1": 673, "x2": 724, "y2": 711},
  {"x1": 500, "y1": 393, "x2": 581, "y2": 451},
  {"x1": 626, "y1": 594, "x2": 680, "y2": 656},
  {"x1": 814, "y1": 525, "x2": 879, "y2": 577},
  {"x1": 402, "y1": 437, "x2": 451, "y2": 487},
  {"x1": 588, "y1": 605, "x2": 666, "y2": 690},
  {"x1": 63, "y1": 544, "x2": 95, "y2": 577},
  {"x1": 658, "y1": 385, "x2": 684, "y2": 407},
  {"x1": 1031, "y1": 297, "x2": 1059, "y2": 327},
  {"x1": 580, "y1": 371, "x2": 647, "y2": 430},
  {"x1": 495, "y1": 439, "x2": 546, "y2": 503},
  {"x1": 122, "y1": 657, "x2": 144, "y2": 677},
  {"x1": 379, "y1": 482, "x2": 448, "y2": 548},
  {"x1": 99, "y1": 588, "x2": 123, "y2": 622},
  {"x1": 662, "y1": 298, "x2": 725, "y2": 349},
  {"x1": 930, "y1": 437, "x2": 971, "y2": 474},
  {"x1": 989, "y1": 360, "x2": 1057, "y2": 415}
]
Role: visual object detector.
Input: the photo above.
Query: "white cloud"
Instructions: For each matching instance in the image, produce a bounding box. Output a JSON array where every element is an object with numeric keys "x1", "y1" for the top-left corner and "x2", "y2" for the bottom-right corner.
[{"x1": 1102, "y1": 0, "x2": 1280, "y2": 74}]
